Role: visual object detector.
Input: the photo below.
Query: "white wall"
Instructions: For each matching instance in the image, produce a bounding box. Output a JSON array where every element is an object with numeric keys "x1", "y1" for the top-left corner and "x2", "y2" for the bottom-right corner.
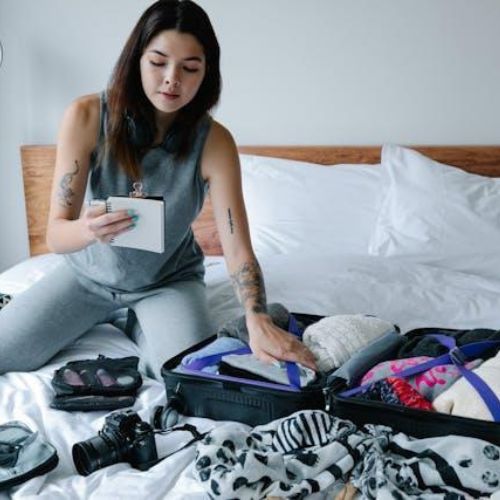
[{"x1": 1, "y1": 0, "x2": 500, "y2": 271}]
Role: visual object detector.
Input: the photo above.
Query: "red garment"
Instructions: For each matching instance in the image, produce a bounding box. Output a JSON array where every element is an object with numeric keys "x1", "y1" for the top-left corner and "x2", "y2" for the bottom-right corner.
[{"x1": 387, "y1": 377, "x2": 434, "y2": 411}]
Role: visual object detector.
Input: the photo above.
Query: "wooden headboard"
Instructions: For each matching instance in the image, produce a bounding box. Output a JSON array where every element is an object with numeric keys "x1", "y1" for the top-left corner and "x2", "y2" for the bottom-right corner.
[{"x1": 21, "y1": 145, "x2": 500, "y2": 257}]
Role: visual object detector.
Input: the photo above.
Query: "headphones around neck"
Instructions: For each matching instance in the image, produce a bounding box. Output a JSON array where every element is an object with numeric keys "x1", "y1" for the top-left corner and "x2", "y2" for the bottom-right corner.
[{"x1": 125, "y1": 113, "x2": 180, "y2": 153}]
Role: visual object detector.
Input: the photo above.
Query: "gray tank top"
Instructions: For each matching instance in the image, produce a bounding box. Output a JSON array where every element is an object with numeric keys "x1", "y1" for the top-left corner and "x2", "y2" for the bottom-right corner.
[{"x1": 65, "y1": 93, "x2": 211, "y2": 293}]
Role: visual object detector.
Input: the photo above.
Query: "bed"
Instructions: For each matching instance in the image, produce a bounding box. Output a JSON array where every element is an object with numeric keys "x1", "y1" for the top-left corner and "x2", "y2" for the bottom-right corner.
[{"x1": 1, "y1": 143, "x2": 500, "y2": 499}]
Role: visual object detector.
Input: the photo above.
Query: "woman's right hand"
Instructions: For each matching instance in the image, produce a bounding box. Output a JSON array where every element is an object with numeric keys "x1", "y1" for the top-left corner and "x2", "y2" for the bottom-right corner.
[{"x1": 81, "y1": 204, "x2": 136, "y2": 244}]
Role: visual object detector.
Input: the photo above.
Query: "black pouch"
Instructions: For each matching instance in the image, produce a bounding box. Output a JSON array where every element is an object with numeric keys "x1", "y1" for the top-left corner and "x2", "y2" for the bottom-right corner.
[
  {"x1": 51, "y1": 355, "x2": 142, "y2": 411},
  {"x1": 0, "y1": 421, "x2": 58, "y2": 490}
]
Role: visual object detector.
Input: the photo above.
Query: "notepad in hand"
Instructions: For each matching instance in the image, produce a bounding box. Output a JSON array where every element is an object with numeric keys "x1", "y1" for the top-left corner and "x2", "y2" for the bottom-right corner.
[{"x1": 104, "y1": 196, "x2": 165, "y2": 253}]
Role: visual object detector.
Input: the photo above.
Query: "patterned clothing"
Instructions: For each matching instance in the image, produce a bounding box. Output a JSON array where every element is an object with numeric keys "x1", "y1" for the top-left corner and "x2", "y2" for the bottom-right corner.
[
  {"x1": 360, "y1": 355, "x2": 482, "y2": 401},
  {"x1": 194, "y1": 410, "x2": 500, "y2": 499}
]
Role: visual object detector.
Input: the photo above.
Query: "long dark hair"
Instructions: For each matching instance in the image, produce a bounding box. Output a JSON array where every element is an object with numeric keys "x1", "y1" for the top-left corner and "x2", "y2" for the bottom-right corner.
[{"x1": 106, "y1": 0, "x2": 221, "y2": 179}]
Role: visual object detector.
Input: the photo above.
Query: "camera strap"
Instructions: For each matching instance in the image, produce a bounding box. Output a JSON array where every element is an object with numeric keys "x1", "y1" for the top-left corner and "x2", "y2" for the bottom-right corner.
[{"x1": 152, "y1": 424, "x2": 209, "y2": 465}]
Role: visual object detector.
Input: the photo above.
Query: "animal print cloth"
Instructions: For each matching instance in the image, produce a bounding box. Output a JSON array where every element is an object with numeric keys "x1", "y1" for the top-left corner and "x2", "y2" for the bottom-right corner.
[
  {"x1": 0, "y1": 293, "x2": 12, "y2": 311},
  {"x1": 194, "y1": 410, "x2": 500, "y2": 500}
]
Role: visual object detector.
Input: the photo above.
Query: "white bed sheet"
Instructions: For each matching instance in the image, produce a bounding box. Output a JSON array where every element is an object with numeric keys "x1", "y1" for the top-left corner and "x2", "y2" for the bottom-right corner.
[{"x1": 1, "y1": 254, "x2": 500, "y2": 499}]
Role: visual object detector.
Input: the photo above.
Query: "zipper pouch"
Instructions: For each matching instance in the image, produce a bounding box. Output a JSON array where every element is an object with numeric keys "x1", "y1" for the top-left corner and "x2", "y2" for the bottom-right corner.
[{"x1": 50, "y1": 355, "x2": 142, "y2": 411}]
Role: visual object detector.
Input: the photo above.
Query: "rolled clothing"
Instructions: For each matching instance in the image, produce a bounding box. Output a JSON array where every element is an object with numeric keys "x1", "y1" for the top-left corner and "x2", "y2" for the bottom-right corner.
[
  {"x1": 328, "y1": 329, "x2": 404, "y2": 386},
  {"x1": 433, "y1": 350, "x2": 500, "y2": 421},
  {"x1": 303, "y1": 314, "x2": 396, "y2": 373},
  {"x1": 217, "y1": 303, "x2": 304, "y2": 343},
  {"x1": 357, "y1": 376, "x2": 434, "y2": 411}
]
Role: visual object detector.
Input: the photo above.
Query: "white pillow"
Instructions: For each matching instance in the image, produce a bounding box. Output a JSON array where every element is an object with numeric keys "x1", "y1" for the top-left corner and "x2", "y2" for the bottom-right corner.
[
  {"x1": 0, "y1": 253, "x2": 63, "y2": 294},
  {"x1": 368, "y1": 144, "x2": 500, "y2": 277},
  {"x1": 240, "y1": 154, "x2": 382, "y2": 257}
]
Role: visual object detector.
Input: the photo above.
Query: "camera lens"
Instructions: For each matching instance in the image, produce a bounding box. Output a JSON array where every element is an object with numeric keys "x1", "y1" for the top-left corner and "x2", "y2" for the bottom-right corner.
[{"x1": 72, "y1": 434, "x2": 123, "y2": 476}]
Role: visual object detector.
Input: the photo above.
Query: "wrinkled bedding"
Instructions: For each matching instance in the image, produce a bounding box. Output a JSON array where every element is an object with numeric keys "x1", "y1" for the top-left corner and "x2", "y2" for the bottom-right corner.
[{"x1": 1, "y1": 254, "x2": 500, "y2": 499}]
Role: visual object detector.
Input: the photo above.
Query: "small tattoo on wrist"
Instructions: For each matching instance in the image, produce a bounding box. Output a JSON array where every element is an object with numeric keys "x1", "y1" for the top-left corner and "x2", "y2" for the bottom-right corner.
[{"x1": 228, "y1": 208, "x2": 234, "y2": 234}]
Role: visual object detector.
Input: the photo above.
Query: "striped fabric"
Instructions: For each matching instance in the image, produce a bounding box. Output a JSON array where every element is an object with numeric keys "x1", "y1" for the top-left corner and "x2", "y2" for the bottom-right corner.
[{"x1": 272, "y1": 410, "x2": 333, "y2": 453}]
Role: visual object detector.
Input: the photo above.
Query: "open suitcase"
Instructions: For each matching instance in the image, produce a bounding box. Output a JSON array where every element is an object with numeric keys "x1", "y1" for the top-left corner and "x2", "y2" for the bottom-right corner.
[
  {"x1": 161, "y1": 315, "x2": 500, "y2": 445},
  {"x1": 161, "y1": 313, "x2": 326, "y2": 426}
]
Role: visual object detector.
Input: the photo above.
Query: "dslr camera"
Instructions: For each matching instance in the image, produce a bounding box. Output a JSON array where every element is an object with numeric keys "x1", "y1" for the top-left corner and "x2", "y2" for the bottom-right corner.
[{"x1": 72, "y1": 409, "x2": 158, "y2": 476}]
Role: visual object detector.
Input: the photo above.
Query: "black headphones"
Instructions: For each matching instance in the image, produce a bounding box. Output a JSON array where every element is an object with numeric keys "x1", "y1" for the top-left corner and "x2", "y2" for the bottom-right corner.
[
  {"x1": 125, "y1": 113, "x2": 180, "y2": 153},
  {"x1": 151, "y1": 395, "x2": 183, "y2": 430}
]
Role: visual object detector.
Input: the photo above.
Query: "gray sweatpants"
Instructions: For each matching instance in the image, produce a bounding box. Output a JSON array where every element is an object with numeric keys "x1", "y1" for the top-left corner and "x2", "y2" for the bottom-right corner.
[{"x1": 0, "y1": 261, "x2": 213, "y2": 379}]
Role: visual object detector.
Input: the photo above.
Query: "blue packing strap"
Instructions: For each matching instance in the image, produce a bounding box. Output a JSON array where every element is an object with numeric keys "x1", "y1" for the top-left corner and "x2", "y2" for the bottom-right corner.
[
  {"x1": 184, "y1": 347, "x2": 251, "y2": 371},
  {"x1": 429, "y1": 334, "x2": 500, "y2": 422},
  {"x1": 285, "y1": 314, "x2": 304, "y2": 389},
  {"x1": 184, "y1": 313, "x2": 306, "y2": 389},
  {"x1": 340, "y1": 334, "x2": 500, "y2": 422}
]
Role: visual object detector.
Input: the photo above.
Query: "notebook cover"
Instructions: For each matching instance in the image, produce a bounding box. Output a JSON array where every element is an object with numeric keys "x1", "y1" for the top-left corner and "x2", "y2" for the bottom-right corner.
[{"x1": 106, "y1": 196, "x2": 165, "y2": 253}]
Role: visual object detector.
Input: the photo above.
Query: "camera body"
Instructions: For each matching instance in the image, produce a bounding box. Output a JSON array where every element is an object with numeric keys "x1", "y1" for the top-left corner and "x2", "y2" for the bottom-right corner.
[{"x1": 73, "y1": 409, "x2": 158, "y2": 476}]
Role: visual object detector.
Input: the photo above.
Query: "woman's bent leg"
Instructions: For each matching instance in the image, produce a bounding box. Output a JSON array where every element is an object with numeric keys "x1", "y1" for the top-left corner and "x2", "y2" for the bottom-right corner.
[
  {"x1": 131, "y1": 280, "x2": 214, "y2": 379},
  {"x1": 0, "y1": 263, "x2": 115, "y2": 373}
]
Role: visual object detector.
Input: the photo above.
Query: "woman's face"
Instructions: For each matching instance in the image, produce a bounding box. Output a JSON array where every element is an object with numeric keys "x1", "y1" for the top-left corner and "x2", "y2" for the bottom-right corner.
[{"x1": 140, "y1": 29, "x2": 206, "y2": 121}]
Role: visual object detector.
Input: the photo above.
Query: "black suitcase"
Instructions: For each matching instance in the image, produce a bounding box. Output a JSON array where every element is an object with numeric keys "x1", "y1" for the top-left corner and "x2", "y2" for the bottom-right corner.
[
  {"x1": 161, "y1": 320, "x2": 500, "y2": 445},
  {"x1": 160, "y1": 313, "x2": 327, "y2": 426}
]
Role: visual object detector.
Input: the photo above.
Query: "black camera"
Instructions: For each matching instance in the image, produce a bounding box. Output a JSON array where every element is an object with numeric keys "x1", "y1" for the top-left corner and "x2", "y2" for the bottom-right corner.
[{"x1": 72, "y1": 410, "x2": 158, "y2": 476}]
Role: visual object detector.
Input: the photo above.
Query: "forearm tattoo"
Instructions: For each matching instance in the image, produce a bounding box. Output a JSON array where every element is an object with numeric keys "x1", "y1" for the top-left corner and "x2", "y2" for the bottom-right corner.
[
  {"x1": 230, "y1": 259, "x2": 267, "y2": 314},
  {"x1": 57, "y1": 160, "x2": 80, "y2": 207},
  {"x1": 227, "y1": 208, "x2": 234, "y2": 234}
]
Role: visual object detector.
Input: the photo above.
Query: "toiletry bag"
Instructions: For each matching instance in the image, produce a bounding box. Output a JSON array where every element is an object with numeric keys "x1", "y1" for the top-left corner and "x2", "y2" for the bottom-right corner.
[{"x1": 50, "y1": 355, "x2": 143, "y2": 411}]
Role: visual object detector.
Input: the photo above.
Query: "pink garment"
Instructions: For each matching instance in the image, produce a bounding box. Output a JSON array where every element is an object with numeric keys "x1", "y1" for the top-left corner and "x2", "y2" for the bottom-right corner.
[{"x1": 361, "y1": 356, "x2": 482, "y2": 401}]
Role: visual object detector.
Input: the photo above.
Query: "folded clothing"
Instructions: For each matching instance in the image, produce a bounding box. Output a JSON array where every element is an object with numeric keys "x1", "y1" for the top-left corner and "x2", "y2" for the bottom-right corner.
[
  {"x1": 358, "y1": 376, "x2": 434, "y2": 411},
  {"x1": 181, "y1": 337, "x2": 248, "y2": 373},
  {"x1": 51, "y1": 355, "x2": 142, "y2": 411},
  {"x1": 217, "y1": 303, "x2": 304, "y2": 343},
  {"x1": 0, "y1": 421, "x2": 58, "y2": 490},
  {"x1": 219, "y1": 353, "x2": 317, "y2": 387},
  {"x1": 329, "y1": 329, "x2": 404, "y2": 386},
  {"x1": 433, "y1": 350, "x2": 500, "y2": 421},
  {"x1": 303, "y1": 314, "x2": 396, "y2": 372},
  {"x1": 360, "y1": 355, "x2": 482, "y2": 401}
]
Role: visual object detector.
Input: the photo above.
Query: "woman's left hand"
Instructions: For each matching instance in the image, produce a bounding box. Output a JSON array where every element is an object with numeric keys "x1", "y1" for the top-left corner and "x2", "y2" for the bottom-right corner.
[{"x1": 246, "y1": 314, "x2": 317, "y2": 371}]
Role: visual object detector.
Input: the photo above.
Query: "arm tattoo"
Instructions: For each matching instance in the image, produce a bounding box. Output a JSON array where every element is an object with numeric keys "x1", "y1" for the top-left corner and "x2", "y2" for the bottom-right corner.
[
  {"x1": 57, "y1": 160, "x2": 80, "y2": 207},
  {"x1": 227, "y1": 208, "x2": 234, "y2": 234},
  {"x1": 230, "y1": 259, "x2": 267, "y2": 314}
]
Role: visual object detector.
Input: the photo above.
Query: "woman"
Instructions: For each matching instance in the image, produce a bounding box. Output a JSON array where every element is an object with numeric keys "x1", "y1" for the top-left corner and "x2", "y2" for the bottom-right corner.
[{"x1": 0, "y1": 0, "x2": 316, "y2": 378}]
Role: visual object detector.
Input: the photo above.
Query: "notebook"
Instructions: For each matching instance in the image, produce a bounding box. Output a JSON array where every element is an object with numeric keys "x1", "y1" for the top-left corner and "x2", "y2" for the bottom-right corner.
[{"x1": 97, "y1": 196, "x2": 165, "y2": 253}]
